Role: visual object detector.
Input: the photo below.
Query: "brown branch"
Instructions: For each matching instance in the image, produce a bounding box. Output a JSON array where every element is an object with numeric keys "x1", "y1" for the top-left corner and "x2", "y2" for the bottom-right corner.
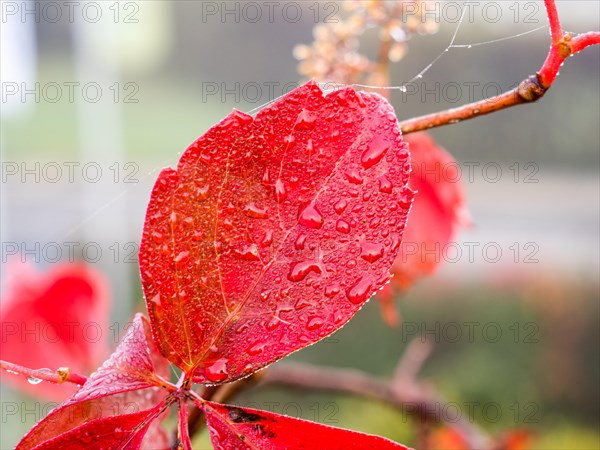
[
  {"x1": 0, "y1": 360, "x2": 87, "y2": 386},
  {"x1": 398, "y1": 1, "x2": 600, "y2": 135},
  {"x1": 393, "y1": 337, "x2": 433, "y2": 383},
  {"x1": 260, "y1": 361, "x2": 492, "y2": 450}
]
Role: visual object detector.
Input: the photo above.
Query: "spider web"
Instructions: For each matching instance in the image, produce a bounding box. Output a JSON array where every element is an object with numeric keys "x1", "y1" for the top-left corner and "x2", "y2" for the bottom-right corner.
[{"x1": 34, "y1": 10, "x2": 557, "y2": 256}]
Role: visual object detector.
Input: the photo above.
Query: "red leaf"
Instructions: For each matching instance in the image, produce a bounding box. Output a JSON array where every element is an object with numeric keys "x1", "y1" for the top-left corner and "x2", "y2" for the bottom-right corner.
[
  {"x1": 394, "y1": 132, "x2": 470, "y2": 284},
  {"x1": 139, "y1": 81, "x2": 413, "y2": 382},
  {"x1": 0, "y1": 260, "x2": 110, "y2": 401},
  {"x1": 201, "y1": 401, "x2": 411, "y2": 449},
  {"x1": 23, "y1": 407, "x2": 166, "y2": 450},
  {"x1": 378, "y1": 132, "x2": 470, "y2": 325},
  {"x1": 426, "y1": 426, "x2": 468, "y2": 450},
  {"x1": 16, "y1": 314, "x2": 172, "y2": 450}
]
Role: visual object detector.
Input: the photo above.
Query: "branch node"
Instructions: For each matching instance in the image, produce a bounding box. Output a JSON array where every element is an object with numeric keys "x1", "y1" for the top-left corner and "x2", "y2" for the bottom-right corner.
[
  {"x1": 518, "y1": 75, "x2": 547, "y2": 102},
  {"x1": 557, "y1": 37, "x2": 573, "y2": 59},
  {"x1": 56, "y1": 367, "x2": 70, "y2": 383}
]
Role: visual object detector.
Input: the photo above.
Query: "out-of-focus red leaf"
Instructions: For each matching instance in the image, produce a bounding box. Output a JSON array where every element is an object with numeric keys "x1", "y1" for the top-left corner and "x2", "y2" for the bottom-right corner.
[
  {"x1": 394, "y1": 132, "x2": 470, "y2": 284},
  {"x1": 497, "y1": 429, "x2": 534, "y2": 450},
  {"x1": 0, "y1": 260, "x2": 110, "y2": 401},
  {"x1": 16, "y1": 314, "x2": 172, "y2": 450},
  {"x1": 200, "y1": 401, "x2": 411, "y2": 449},
  {"x1": 139, "y1": 81, "x2": 413, "y2": 382},
  {"x1": 378, "y1": 132, "x2": 470, "y2": 326},
  {"x1": 426, "y1": 426, "x2": 468, "y2": 450}
]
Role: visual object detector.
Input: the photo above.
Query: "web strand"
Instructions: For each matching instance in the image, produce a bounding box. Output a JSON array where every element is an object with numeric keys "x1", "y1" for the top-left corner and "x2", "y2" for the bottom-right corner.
[{"x1": 37, "y1": 18, "x2": 555, "y2": 246}]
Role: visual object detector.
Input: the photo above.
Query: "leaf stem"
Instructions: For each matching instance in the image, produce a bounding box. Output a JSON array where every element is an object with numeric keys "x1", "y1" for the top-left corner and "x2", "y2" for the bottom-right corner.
[
  {"x1": 0, "y1": 360, "x2": 87, "y2": 386},
  {"x1": 398, "y1": 0, "x2": 599, "y2": 134}
]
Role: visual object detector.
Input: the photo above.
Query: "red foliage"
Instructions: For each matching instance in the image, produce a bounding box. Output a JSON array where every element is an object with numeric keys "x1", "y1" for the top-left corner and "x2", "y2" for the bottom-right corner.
[
  {"x1": 16, "y1": 314, "x2": 171, "y2": 450},
  {"x1": 201, "y1": 402, "x2": 409, "y2": 449},
  {"x1": 15, "y1": 82, "x2": 412, "y2": 449},
  {"x1": 0, "y1": 261, "x2": 110, "y2": 401},
  {"x1": 378, "y1": 132, "x2": 470, "y2": 325},
  {"x1": 139, "y1": 81, "x2": 413, "y2": 383}
]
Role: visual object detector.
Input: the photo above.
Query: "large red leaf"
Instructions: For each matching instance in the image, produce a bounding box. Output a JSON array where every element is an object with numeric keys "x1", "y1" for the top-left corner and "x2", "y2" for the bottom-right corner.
[
  {"x1": 201, "y1": 401, "x2": 411, "y2": 449},
  {"x1": 139, "y1": 81, "x2": 413, "y2": 382},
  {"x1": 17, "y1": 314, "x2": 172, "y2": 450},
  {"x1": 378, "y1": 132, "x2": 470, "y2": 325},
  {"x1": 0, "y1": 260, "x2": 110, "y2": 401}
]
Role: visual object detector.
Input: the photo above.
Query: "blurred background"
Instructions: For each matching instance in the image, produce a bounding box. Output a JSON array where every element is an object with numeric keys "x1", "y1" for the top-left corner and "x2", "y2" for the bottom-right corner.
[{"x1": 1, "y1": 1, "x2": 598, "y2": 448}]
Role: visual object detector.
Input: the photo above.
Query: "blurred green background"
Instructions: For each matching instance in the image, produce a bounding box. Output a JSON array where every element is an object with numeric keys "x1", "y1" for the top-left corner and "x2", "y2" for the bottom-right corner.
[{"x1": 1, "y1": 1, "x2": 598, "y2": 449}]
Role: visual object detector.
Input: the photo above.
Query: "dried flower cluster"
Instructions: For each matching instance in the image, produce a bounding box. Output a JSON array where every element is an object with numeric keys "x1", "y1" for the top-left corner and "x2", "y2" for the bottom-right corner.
[{"x1": 294, "y1": 0, "x2": 439, "y2": 86}]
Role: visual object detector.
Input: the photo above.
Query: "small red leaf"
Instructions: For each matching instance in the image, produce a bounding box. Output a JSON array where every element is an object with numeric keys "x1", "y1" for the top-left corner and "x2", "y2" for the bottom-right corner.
[
  {"x1": 202, "y1": 401, "x2": 411, "y2": 450},
  {"x1": 0, "y1": 261, "x2": 110, "y2": 401},
  {"x1": 16, "y1": 314, "x2": 171, "y2": 450},
  {"x1": 25, "y1": 406, "x2": 166, "y2": 450},
  {"x1": 139, "y1": 81, "x2": 413, "y2": 381}
]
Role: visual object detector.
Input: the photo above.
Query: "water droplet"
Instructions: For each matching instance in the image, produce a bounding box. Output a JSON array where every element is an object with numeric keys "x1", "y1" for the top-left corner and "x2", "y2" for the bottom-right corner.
[
  {"x1": 298, "y1": 202, "x2": 324, "y2": 229},
  {"x1": 346, "y1": 276, "x2": 373, "y2": 304},
  {"x1": 295, "y1": 109, "x2": 317, "y2": 130},
  {"x1": 206, "y1": 359, "x2": 229, "y2": 383},
  {"x1": 275, "y1": 179, "x2": 287, "y2": 202},
  {"x1": 150, "y1": 294, "x2": 161, "y2": 306},
  {"x1": 27, "y1": 368, "x2": 52, "y2": 385},
  {"x1": 306, "y1": 138, "x2": 314, "y2": 152},
  {"x1": 266, "y1": 317, "x2": 280, "y2": 331},
  {"x1": 307, "y1": 317, "x2": 324, "y2": 330},
  {"x1": 369, "y1": 217, "x2": 381, "y2": 228},
  {"x1": 234, "y1": 243, "x2": 260, "y2": 261},
  {"x1": 344, "y1": 168, "x2": 363, "y2": 184},
  {"x1": 262, "y1": 168, "x2": 271, "y2": 184},
  {"x1": 151, "y1": 231, "x2": 164, "y2": 243},
  {"x1": 261, "y1": 230, "x2": 274, "y2": 247},
  {"x1": 294, "y1": 298, "x2": 313, "y2": 310},
  {"x1": 260, "y1": 290, "x2": 271, "y2": 301},
  {"x1": 288, "y1": 260, "x2": 323, "y2": 282},
  {"x1": 244, "y1": 203, "x2": 268, "y2": 219},
  {"x1": 113, "y1": 427, "x2": 124, "y2": 440},
  {"x1": 79, "y1": 431, "x2": 94, "y2": 444},
  {"x1": 336, "y1": 219, "x2": 350, "y2": 234},
  {"x1": 295, "y1": 234, "x2": 307, "y2": 250},
  {"x1": 232, "y1": 110, "x2": 253, "y2": 125},
  {"x1": 333, "y1": 199, "x2": 348, "y2": 215},
  {"x1": 378, "y1": 176, "x2": 393, "y2": 194},
  {"x1": 196, "y1": 185, "x2": 210, "y2": 201},
  {"x1": 362, "y1": 136, "x2": 390, "y2": 169},
  {"x1": 175, "y1": 251, "x2": 190, "y2": 266},
  {"x1": 333, "y1": 310, "x2": 344, "y2": 323},
  {"x1": 324, "y1": 284, "x2": 340, "y2": 298},
  {"x1": 360, "y1": 242, "x2": 385, "y2": 263},
  {"x1": 399, "y1": 193, "x2": 412, "y2": 210},
  {"x1": 390, "y1": 234, "x2": 401, "y2": 251},
  {"x1": 170, "y1": 211, "x2": 177, "y2": 224},
  {"x1": 236, "y1": 323, "x2": 250, "y2": 334},
  {"x1": 247, "y1": 341, "x2": 266, "y2": 356}
]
